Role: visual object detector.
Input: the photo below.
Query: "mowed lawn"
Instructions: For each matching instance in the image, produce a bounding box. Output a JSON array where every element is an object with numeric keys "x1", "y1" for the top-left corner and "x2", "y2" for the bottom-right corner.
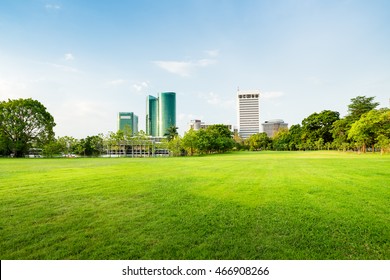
[{"x1": 0, "y1": 151, "x2": 389, "y2": 260}]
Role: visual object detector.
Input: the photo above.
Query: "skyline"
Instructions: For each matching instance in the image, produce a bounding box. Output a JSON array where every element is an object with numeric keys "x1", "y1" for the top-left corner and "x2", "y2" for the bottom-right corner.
[{"x1": 1, "y1": 0, "x2": 390, "y2": 138}]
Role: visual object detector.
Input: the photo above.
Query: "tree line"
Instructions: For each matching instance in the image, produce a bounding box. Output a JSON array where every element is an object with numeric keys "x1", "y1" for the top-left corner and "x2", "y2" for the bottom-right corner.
[
  {"x1": 244, "y1": 96, "x2": 390, "y2": 154},
  {"x1": 1, "y1": 96, "x2": 389, "y2": 157}
]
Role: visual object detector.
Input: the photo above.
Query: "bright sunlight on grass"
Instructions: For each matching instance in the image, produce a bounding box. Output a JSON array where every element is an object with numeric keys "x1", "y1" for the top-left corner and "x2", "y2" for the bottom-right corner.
[{"x1": 0, "y1": 151, "x2": 389, "y2": 259}]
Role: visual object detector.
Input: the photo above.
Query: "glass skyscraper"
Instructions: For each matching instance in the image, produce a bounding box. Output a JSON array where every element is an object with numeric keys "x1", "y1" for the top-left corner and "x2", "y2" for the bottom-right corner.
[
  {"x1": 146, "y1": 92, "x2": 176, "y2": 137},
  {"x1": 146, "y1": 95, "x2": 158, "y2": 136},
  {"x1": 118, "y1": 112, "x2": 138, "y2": 136}
]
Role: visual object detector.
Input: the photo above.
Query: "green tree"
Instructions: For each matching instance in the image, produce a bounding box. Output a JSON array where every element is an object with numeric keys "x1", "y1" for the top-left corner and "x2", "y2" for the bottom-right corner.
[
  {"x1": 205, "y1": 124, "x2": 234, "y2": 153},
  {"x1": 110, "y1": 130, "x2": 125, "y2": 156},
  {"x1": 43, "y1": 140, "x2": 63, "y2": 157},
  {"x1": 83, "y1": 135, "x2": 104, "y2": 156},
  {"x1": 247, "y1": 132, "x2": 270, "y2": 151},
  {"x1": 122, "y1": 124, "x2": 133, "y2": 140},
  {"x1": 167, "y1": 135, "x2": 183, "y2": 156},
  {"x1": 376, "y1": 135, "x2": 390, "y2": 155},
  {"x1": 194, "y1": 129, "x2": 212, "y2": 154},
  {"x1": 330, "y1": 96, "x2": 379, "y2": 151},
  {"x1": 164, "y1": 125, "x2": 179, "y2": 142},
  {"x1": 0, "y1": 133, "x2": 11, "y2": 156},
  {"x1": 331, "y1": 118, "x2": 351, "y2": 151},
  {"x1": 232, "y1": 130, "x2": 245, "y2": 150},
  {"x1": 301, "y1": 110, "x2": 340, "y2": 146},
  {"x1": 347, "y1": 96, "x2": 379, "y2": 123},
  {"x1": 57, "y1": 136, "x2": 78, "y2": 155},
  {"x1": 0, "y1": 98, "x2": 55, "y2": 157},
  {"x1": 182, "y1": 128, "x2": 198, "y2": 155},
  {"x1": 272, "y1": 128, "x2": 290, "y2": 151},
  {"x1": 315, "y1": 138, "x2": 325, "y2": 150},
  {"x1": 288, "y1": 124, "x2": 303, "y2": 150},
  {"x1": 348, "y1": 109, "x2": 390, "y2": 153}
]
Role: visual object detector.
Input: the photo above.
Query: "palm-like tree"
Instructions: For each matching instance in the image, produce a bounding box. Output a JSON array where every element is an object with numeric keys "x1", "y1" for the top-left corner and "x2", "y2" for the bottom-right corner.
[{"x1": 164, "y1": 125, "x2": 179, "y2": 141}]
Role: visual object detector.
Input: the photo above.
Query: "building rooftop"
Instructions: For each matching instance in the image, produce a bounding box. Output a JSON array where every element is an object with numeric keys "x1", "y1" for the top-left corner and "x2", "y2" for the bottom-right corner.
[{"x1": 263, "y1": 119, "x2": 285, "y2": 124}]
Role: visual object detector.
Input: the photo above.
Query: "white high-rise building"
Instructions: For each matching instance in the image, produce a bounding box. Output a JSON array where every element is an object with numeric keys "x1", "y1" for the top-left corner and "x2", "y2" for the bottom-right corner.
[{"x1": 237, "y1": 89, "x2": 260, "y2": 139}]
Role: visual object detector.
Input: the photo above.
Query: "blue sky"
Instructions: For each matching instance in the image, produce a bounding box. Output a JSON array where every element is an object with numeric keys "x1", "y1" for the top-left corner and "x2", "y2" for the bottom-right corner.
[{"x1": 1, "y1": 0, "x2": 389, "y2": 138}]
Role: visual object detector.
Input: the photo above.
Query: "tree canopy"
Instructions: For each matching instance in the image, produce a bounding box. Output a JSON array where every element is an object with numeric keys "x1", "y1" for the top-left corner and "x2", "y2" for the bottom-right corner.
[
  {"x1": 301, "y1": 110, "x2": 340, "y2": 144},
  {"x1": 0, "y1": 98, "x2": 55, "y2": 157},
  {"x1": 247, "y1": 132, "x2": 270, "y2": 151},
  {"x1": 347, "y1": 96, "x2": 379, "y2": 122},
  {"x1": 181, "y1": 124, "x2": 235, "y2": 155},
  {"x1": 164, "y1": 125, "x2": 179, "y2": 141},
  {"x1": 348, "y1": 108, "x2": 390, "y2": 152}
]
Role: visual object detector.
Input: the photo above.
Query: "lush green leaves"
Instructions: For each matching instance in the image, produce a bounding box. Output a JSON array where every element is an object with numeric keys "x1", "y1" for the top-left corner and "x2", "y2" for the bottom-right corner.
[
  {"x1": 0, "y1": 98, "x2": 55, "y2": 157},
  {"x1": 182, "y1": 125, "x2": 235, "y2": 155},
  {"x1": 247, "y1": 132, "x2": 270, "y2": 151},
  {"x1": 348, "y1": 109, "x2": 390, "y2": 152},
  {"x1": 347, "y1": 96, "x2": 379, "y2": 123},
  {"x1": 164, "y1": 125, "x2": 179, "y2": 142},
  {"x1": 302, "y1": 110, "x2": 340, "y2": 144}
]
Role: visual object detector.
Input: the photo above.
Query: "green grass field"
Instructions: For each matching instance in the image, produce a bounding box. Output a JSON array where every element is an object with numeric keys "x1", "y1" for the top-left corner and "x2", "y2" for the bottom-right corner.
[{"x1": 0, "y1": 151, "x2": 389, "y2": 260}]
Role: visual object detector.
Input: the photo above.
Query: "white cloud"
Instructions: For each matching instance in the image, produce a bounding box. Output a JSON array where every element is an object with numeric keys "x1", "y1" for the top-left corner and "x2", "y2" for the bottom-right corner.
[
  {"x1": 132, "y1": 81, "x2": 149, "y2": 92},
  {"x1": 45, "y1": 4, "x2": 61, "y2": 10},
  {"x1": 153, "y1": 61, "x2": 193, "y2": 77},
  {"x1": 198, "y1": 92, "x2": 235, "y2": 109},
  {"x1": 64, "y1": 53, "x2": 74, "y2": 61},
  {"x1": 153, "y1": 58, "x2": 217, "y2": 77},
  {"x1": 197, "y1": 59, "x2": 216, "y2": 67}
]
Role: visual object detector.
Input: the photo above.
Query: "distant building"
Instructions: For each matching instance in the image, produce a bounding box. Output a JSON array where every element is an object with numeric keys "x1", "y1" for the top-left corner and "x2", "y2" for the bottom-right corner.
[
  {"x1": 146, "y1": 95, "x2": 158, "y2": 136},
  {"x1": 188, "y1": 119, "x2": 204, "y2": 131},
  {"x1": 146, "y1": 92, "x2": 176, "y2": 137},
  {"x1": 188, "y1": 119, "x2": 234, "y2": 132},
  {"x1": 262, "y1": 119, "x2": 288, "y2": 137},
  {"x1": 118, "y1": 112, "x2": 138, "y2": 136},
  {"x1": 237, "y1": 90, "x2": 260, "y2": 139}
]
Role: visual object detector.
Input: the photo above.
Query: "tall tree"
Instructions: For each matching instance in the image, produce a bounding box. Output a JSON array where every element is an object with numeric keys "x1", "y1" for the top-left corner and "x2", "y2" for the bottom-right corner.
[
  {"x1": 348, "y1": 108, "x2": 390, "y2": 153},
  {"x1": 301, "y1": 110, "x2": 340, "y2": 145},
  {"x1": 167, "y1": 135, "x2": 183, "y2": 156},
  {"x1": 347, "y1": 96, "x2": 379, "y2": 123},
  {"x1": 205, "y1": 124, "x2": 235, "y2": 153},
  {"x1": 164, "y1": 125, "x2": 179, "y2": 141},
  {"x1": 182, "y1": 128, "x2": 198, "y2": 156},
  {"x1": 0, "y1": 98, "x2": 55, "y2": 157},
  {"x1": 83, "y1": 135, "x2": 104, "y2": 156},
  {"x1": 331, "y1": 118, "x2": 351, "y2": 151},
  {"x1": 193, "y1": 129, "x2": 211, "y2": 154},
  {"x1": 288, "y1": 124, "x2": 303, "y2": 150}
]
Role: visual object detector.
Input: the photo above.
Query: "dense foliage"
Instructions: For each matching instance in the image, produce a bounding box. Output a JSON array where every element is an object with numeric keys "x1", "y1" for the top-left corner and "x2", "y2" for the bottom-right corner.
[
  {"x1": 244, "y1": 96, "x2": 389, "y2": 153},
  {"x1": 181, "y1": 124, "x2": 235, "y2": 155},
  {"x1": 0, "y1": 98, "x2": 55, "y2": 157}
]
